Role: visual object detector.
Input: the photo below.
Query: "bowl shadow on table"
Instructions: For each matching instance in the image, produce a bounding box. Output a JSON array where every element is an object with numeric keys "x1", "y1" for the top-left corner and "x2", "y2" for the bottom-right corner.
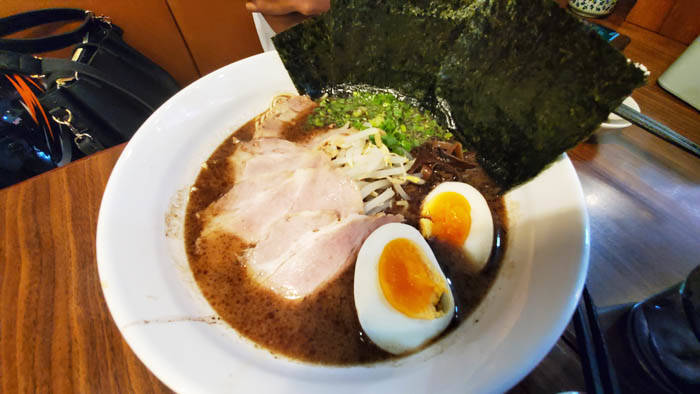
[{"x1": 582, "y1": 127, "x2": 699, "y2": 183}]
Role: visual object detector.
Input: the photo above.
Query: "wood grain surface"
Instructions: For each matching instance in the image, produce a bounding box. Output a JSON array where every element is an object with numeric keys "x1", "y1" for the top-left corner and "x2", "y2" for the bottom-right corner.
[
  {"x1": 626, "y1": 0, "x2": 700, "y2": 45},
  {"x1": 626, "y1": 0, "x2": 676, "y2": 33},
  {"x1": 658, "y1": 0, "x2": 700, "y2": 45},
  {"x1": 579, "y1": 9, "x2": 700, "y2": 306},
  {"x1": 1, "y1": 3, "x2": 699, "y2": 393},
  {"x1": 0, "y1": 146, "x2": 168, "y2": 393}
]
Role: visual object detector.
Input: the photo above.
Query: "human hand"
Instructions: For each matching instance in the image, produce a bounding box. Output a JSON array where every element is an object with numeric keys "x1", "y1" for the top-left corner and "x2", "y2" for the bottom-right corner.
[{"x1": 245, "y1": 0, "x2": 330, "y2": 16}]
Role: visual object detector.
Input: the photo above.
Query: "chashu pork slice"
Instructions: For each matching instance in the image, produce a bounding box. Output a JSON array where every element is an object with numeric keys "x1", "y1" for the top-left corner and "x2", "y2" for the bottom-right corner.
[
  {"x1": 199, "y1": 138, "x2": 363, "y2": 245},
  {"x1": 228, "y1": 138, "x2": 327, "y2": 183},
  {"x1": 200, "y1": 166, "x2": 363, "y2": 245},
  {"x1": 253, "y1": 95, "x2": 317, "y2": 139},
  {"x1": 246, "y1": 212, "x2": 402, "y2": 299},
  {"x1": 197, "y1": 134, "x2": 404, "y2": 300}
]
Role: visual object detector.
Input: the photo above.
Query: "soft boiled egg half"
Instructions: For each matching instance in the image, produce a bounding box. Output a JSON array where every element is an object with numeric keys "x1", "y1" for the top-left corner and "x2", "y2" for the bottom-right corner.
[
  {"x1": 420, "y1": 182, "x2": 494, "y2": 271},
  {"x1": 354, "y1": 223, "x2": 455, "y2": 355}
]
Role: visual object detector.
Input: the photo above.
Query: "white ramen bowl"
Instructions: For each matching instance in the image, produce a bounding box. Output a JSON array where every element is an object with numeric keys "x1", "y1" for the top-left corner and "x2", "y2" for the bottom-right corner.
[{"x1": 97, "y1": 51, "x2": 589, "y2": 393}]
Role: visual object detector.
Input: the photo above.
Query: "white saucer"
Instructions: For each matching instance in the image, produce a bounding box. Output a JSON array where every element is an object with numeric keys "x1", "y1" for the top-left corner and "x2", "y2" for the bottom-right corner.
[{"x1": 599, "y1": 96, "x2": 640, "y2": 130}]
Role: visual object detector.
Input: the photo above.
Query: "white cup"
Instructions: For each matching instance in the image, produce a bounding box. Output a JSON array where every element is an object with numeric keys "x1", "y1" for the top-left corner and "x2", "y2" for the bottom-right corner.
[{"x1": 568, "y1": 0, "x2": 618, "y2": 18}]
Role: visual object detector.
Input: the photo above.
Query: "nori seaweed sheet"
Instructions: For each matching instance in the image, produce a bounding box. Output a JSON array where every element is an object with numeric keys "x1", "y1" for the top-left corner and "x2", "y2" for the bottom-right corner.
[
  {"x1": 335, "y1": 0, "x2": 479, "y2": 19},
  {"x1": 272, "y1": 0, "x2": 647, "y2": 188},
  {"x1": 394, "y1": 1, "x2": 480, "y2": 19},
  {"x1": 435, "y1": 0, "x2": 646, "y2": 186},
  {"x1": 330, "y1": 6, "x2": 461, "y2": 109},
  {"x1": 271, "y1": 12, "x2": 335, "y2": 97}
]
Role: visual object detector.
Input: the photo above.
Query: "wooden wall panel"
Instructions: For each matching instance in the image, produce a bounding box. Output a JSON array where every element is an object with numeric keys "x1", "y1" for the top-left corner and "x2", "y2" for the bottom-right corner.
[
  {"x1": 166, "y1": 0, "x2": 263, "y2": 76},
  {"x1": 659, "y1": 0, "x2": 700, "y2": 45},
  {"x1": 0, "y1": 0, "x2": 200, "y2": 86},
  {"x1": 626, "y1": 0, "x2": 675, "y2": 32},
  {"x1": 626, "y1": 0, "x2": 700, "y2": 45}
]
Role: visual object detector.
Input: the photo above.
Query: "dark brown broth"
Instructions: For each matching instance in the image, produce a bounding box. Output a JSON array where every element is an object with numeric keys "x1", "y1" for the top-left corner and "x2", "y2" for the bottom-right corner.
[{"x1": 184, "y1": 116, "x2": 507, "y2": 365}]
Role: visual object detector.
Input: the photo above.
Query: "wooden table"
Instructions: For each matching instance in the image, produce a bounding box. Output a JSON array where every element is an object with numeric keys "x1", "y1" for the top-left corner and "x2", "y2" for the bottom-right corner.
[{"x1": 2, "y1": 5, "x2": 699, "y2": 393}]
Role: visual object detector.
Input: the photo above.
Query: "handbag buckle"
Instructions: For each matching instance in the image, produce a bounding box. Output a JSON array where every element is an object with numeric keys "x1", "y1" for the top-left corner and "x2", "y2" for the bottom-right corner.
[
  {"x1": 55, "y1": 72, "x2": 79, "y2": 88},
  {"x1": 51, "y1": 108, "x2": 105, "y2": 154},
  {"x1": 51, "y1": 107, "x2": 74, "y2": 126}
]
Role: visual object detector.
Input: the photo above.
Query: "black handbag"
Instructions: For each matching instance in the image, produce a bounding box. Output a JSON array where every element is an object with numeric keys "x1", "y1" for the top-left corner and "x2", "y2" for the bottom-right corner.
[{"x1": 0, "y1": 8, "x2": 180, "y2": 187}]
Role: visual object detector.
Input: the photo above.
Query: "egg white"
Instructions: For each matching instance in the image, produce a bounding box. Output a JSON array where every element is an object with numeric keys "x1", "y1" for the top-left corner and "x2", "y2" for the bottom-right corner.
[
  {"x1": 421, "y1": 182, "x2": 494, "y2": 271},
  {"x1": 354, "y1": 223, "x2": 455, "y2": 355}
]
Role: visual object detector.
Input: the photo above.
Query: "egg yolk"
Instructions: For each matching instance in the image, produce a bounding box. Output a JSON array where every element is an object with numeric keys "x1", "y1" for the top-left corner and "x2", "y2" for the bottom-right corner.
[
  {"x1": 377, "y1": 238, "x2": 448, "y2": 320},
  {"x1": 420, "y1": 191, "x2": 471, "y2": 247}
]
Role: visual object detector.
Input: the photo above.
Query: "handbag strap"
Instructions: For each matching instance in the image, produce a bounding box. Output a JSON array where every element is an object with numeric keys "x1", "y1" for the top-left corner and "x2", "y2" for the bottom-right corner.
[
  {"x1": 0, "y1": 8, "x2": 93, "y2": 53},
  {"x1": 0, "y1": 50, "x2": 156, "y2": 111}
]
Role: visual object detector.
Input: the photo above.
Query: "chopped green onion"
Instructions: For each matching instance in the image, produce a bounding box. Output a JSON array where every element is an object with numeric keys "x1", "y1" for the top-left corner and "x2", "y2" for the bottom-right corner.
[{"x1": 306, "y1": 91, "x2": 450, "y2": 154}]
